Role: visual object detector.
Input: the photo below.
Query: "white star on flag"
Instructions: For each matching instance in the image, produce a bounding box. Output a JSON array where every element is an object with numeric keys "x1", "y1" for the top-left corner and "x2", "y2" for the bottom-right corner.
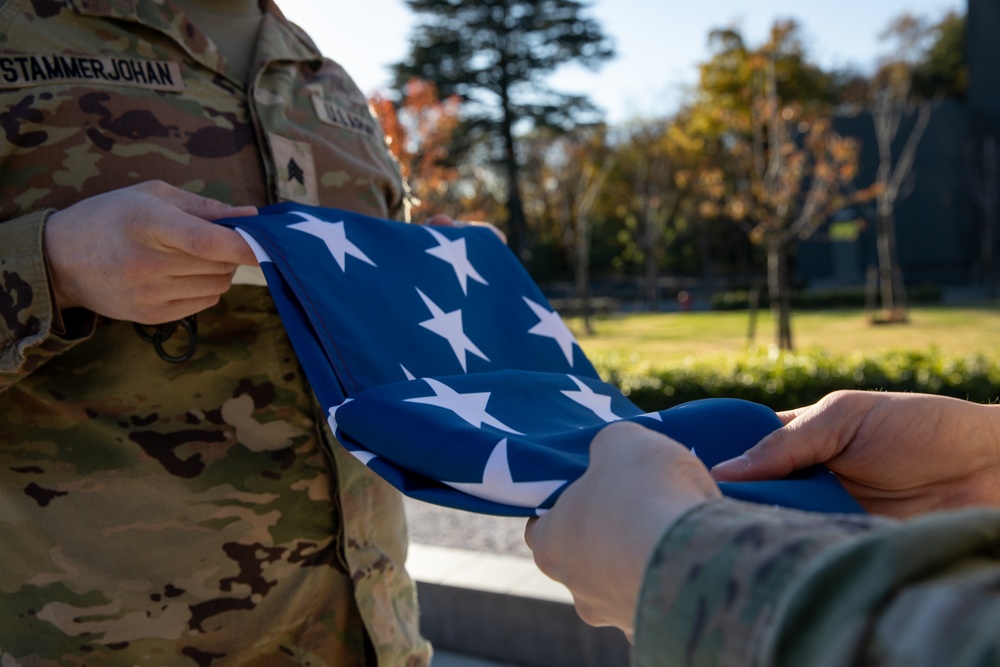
[
  {"x1": 328, "y1": 400, "x2": 377, "y2": 465},
  {"x1": 424, "y1": 227, "x2": 488, "y2": 295},
  {"x1": 443, "y1": 439, "x2": 567, "y2": 510},
  {"x1": 639, "y1": 412, "x2": 664, "y2": 422},
  {"x1": 416, "y1": 288, "x2": 489, "y2": 372},
  {"x1": 406, "y1": 378, "x2": 522, "y2": 434},
  {"x1": 561, "y1": 375, "x2": 625, "y2": 422},
  {"x1": 524, "y1": 297, "x2": 578, "y2": 367},
  {"x1": 288, "y1": 212, "x2": 376, "y2": 272}
]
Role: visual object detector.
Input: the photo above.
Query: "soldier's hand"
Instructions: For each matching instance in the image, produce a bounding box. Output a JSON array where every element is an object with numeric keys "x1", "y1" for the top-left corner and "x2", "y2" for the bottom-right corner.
[
  {"x1": 43, "y1": 180, "x2": 258, "y2": 324},
  {"x1": 524, "y1": 422, "x2": 721, "y2": 640},
  {"x1": 712, "y1": 390, "x2": 1000, "y2": 518}
]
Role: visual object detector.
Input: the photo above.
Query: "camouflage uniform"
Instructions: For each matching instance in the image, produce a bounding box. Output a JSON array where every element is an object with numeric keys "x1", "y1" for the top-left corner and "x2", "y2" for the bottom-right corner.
[
  {"x1": 0, "y1": 0, "x2": 429, "y2": 664},
  {"x1": 635, "y1": 498, "x2": 1000, "y2": 666}
]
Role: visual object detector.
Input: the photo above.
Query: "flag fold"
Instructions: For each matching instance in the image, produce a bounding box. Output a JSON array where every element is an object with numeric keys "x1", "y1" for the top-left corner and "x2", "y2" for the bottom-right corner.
[{"x1": 218, "y1": 203, "x2": 863, "y2": 517}]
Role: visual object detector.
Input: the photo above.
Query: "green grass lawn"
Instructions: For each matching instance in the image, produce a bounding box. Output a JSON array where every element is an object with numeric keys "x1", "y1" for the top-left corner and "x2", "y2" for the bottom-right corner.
[{"x1": 567, "y1": 305, "x2": 1000, "y2": 366}]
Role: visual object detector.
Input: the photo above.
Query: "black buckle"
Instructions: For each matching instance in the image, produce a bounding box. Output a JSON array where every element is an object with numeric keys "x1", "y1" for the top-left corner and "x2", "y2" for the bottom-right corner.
[{"x1": 134, "y1": 315, "x2": 198, "y2": 363}]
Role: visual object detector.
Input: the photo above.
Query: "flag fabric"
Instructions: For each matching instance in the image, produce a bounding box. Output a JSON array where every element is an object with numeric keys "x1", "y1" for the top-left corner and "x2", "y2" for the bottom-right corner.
[{"x1": 218, "y1": 203, "x2": 863, "y2": 517}]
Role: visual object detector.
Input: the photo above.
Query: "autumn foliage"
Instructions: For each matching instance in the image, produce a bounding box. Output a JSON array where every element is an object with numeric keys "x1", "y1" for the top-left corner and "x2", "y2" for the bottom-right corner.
[{"x1": 370, "y1": 78, "x2": 461, "y2": 220}]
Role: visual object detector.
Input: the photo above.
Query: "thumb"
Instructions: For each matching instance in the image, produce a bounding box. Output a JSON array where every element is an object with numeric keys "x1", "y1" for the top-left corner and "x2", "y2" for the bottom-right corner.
[
  {"x1": 711, "y1": 403, "x2": 840, "y2": 482},
  {"x1": 523, "y1": 517, "x2": 540, "y2": 551}
]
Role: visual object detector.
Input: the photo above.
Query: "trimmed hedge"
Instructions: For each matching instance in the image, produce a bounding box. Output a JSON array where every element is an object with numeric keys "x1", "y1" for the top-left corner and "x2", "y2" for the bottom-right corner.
[
  {"x1": 709, "y1": 285, "x2": 944, "y2": 311},
  {"x1": 592, "y1": 347, "x2": 1000, "y2": 413}
]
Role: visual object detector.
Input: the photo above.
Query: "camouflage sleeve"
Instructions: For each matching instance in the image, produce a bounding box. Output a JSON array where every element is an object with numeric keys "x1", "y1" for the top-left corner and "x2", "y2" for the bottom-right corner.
[
  {"x1": 634, "y1": 498, "x2": 1000, "y2": 667},
  {"x1": 0, "y1": 210, "x2": 97, "y2": 390}
]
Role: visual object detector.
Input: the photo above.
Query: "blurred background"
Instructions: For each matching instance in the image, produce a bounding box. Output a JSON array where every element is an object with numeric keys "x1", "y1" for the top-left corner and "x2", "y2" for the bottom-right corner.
[
  {"x1": 271, "y1": 5, "x2": 1000, "y2": 662},
  {"x1": 274, "y1": 0, "x2": 999, "y2": 417}
]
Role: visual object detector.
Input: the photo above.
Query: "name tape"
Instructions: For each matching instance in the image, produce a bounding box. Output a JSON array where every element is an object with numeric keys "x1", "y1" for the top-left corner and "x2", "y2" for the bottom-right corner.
[{"x1": 0, "y1": 54, "x2": 184, "y2": 92}]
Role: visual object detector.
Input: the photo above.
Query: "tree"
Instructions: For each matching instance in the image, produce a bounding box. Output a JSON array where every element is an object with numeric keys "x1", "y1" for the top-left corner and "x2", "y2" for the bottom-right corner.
[
  {"x1": 868, "y1": 12, "x2": 945, "y2": 322},
  {"x1": 609, "y1": 121, "x2": 685, "y2": 311},
  {"x1": 690, "y1": 23, "x2": 865, "y2": 349},
  {"x1": 907, "y1": 11, "x2": 968, "y2": 101},
  {"x1": 868, "y1": 63, "x2": 932, "y2": 322},
  {"x1": 392, "y1": 0, "x2": 614, "y2": 259},
  {"x1": 969, "y1": 134, "x2": 998, "y2": 296},
  {"x1": 687, "y1": 20, "x2": 841, "y2": 137},
  {"x1": 523, "y1": 127, "x2": 612, "y2": 334},
  {"x1": 738, "y1": 62, "x2": 863, "y2": 349}
]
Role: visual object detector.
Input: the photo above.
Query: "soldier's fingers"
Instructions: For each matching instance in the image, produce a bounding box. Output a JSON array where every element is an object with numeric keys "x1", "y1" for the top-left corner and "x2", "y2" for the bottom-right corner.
[
  {"x1": 774, "y1": 406, "x2": 813, "y2": 425},
  {"x1": 160, "y1": 273, "x2": 237, "y2": 300},
  {"x1": 423, "y1": 214, "x2": 455, "y2": 226},
  {"x1": 136, "y1": 180, "x2": 258, "y2": 221},
  {"x1": 113, "y1": 243, "x2": 237, "y2": 281},
  {"x1": 150, "y1": 214, "x2": 259, "y2": 266},
  {"x1": 131, "y1": 295, "x2": 224, "y2": 325},
  {"x1": 163, "y1": 257, "x2": 239, "y2": 278},
  {"x1": 110, "y1": 274, "x2": 234, "y2": 322}
]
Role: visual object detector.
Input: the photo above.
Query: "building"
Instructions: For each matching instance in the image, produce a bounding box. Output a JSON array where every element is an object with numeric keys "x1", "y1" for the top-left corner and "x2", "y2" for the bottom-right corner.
[{"x1": 796, "y1": 0, "x2": 997, "y2": 292}]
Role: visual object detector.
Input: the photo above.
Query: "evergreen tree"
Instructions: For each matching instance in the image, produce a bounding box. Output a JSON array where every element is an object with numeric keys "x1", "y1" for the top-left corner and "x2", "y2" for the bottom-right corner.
[
  {"x1": 392, "y1": 0, "x2": 614, "y2": 259},
  {"x1": 911, "y1": 11, "x2": 967, "y2": 100}
]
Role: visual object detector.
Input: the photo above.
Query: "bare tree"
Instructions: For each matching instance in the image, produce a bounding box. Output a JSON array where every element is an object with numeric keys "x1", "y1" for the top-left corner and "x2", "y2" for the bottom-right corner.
[
  {"x1": 615, "y1": 123, "x2": 681, "y2": 311},
  {"x1": 531, "y1": 132, "x2": 614, "y2": 335},
  {"x1": 869, "y1": 64, "x2": 933, "y2": 321},
  {"x1": 557, "y1": 149, "x2": 614, "y2": 334}
]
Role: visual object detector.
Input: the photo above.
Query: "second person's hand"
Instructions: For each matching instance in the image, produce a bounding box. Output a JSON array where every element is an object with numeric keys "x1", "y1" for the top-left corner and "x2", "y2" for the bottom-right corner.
[
  {"x1": 711, "y1": 390, "x2": 1000, "y2": 517},
  {"x1": 525, "y1": 421, "x2": 721, "y2": 639}
]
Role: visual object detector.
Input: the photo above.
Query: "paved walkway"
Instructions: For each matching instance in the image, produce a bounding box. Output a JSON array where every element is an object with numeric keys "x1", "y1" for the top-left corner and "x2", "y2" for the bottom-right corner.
[
  {"x1": 408, "y1": 543, "x2": 631, "y2": 667},
  {"x1": 407, "y1": 543, "x2": 570, "y2": 603}
]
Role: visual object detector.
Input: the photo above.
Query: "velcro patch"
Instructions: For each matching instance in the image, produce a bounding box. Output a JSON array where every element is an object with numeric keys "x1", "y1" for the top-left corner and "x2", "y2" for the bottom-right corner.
[
  {"x1": 311, "y1": 95, "x2": 379, "y2": 140},
  {"x1": 0, "y1": 54, "x2": 185, "y2": 92},
  {"x1": 269, "y1": 133, "x2": 319, "y2": 206}
]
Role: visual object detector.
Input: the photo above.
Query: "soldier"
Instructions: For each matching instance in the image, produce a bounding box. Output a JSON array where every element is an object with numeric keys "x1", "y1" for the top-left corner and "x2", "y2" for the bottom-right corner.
[
  {"x1": 526, "y1": 391, "x2": 1000, "y2": 666},
  {"x1": 0, "y1": 0, "x2": 429, "y2": 664}
]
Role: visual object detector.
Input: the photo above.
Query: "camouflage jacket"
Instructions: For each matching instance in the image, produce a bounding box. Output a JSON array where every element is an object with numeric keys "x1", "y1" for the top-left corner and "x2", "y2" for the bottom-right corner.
[
  {"x1": 635, "y1": 498, "x2": 1000, "y2": 666},
  {"x1": 0, "y1": 0, "x2": 429, "y2": 665}
]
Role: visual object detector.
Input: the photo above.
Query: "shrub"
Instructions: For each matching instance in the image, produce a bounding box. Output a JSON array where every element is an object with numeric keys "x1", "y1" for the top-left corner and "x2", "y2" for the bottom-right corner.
[
  {"x1": 708, "y1": 285, "x2": 943, "y2": 311},
  {"x1": 592, "y1": 347, "x2": 1000, "y2": 413}
]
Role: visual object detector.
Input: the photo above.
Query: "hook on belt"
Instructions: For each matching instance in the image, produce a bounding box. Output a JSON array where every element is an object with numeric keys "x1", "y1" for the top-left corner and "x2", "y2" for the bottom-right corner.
[{"x1": 134, "y1": 315, "x2": 198, "y2": 363}]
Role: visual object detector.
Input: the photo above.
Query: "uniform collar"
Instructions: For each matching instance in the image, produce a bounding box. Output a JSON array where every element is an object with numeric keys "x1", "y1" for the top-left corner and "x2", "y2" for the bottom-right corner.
[{"x1": 252, "y1": 1, "x2": 324, "y2": 71}]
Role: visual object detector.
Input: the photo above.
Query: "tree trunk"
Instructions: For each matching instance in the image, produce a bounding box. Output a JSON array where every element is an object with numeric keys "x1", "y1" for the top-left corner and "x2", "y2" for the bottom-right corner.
[
  {"x1": 699, "y1": 219, "x2": 717, "y2": 296},
  {"x1": 980, "y1": 135, "x2": 998, "y2": 297},
  {"x1": 644, "y1": 228, "x2": 658, "y2": 311},
  {"x1": 574, "y1": 229, "x2": 593, "y2": 335},
  {"x1": 875, "y1": 209, "x2": 907, "y2": 321},
  {"x1": 747, "y1": 284, "x2": 760, "y2": 345},
  {"x1": 574, "y1": 213, "x2": 594, "y2": 336},
  {"x1": 499, "y1": 82, "x2": 526, "y2": 261},
  {"x1": 767, "y1": 241, "x2": 793, "y2": 350}
]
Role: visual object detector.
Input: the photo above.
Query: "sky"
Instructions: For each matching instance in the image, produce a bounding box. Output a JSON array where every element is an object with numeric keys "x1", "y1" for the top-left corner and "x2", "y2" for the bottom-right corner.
[{"x1": 276, "y1": 0, "x2": 964, "y2": 125}]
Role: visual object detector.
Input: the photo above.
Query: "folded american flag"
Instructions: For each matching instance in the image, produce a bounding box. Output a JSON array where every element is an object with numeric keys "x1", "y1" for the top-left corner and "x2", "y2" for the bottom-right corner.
[{"x1": 218, "y1": 203, "x2": 862, "y2": 517}]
